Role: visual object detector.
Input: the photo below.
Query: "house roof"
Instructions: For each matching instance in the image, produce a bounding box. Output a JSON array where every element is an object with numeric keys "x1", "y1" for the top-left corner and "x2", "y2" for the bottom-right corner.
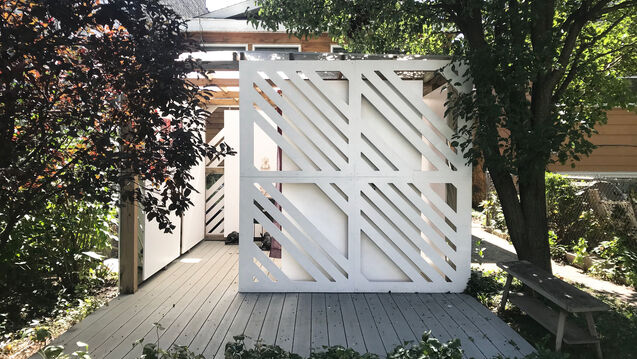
[
  {"x1": 200, "y1": 0, "x2": 258, "y2": 19},
  {"x1": 186, "y1": 18, "x2": 286, "y2": 33},
  {"x1": 161, "y1": 0, "x2": 209, "y2": 19}
]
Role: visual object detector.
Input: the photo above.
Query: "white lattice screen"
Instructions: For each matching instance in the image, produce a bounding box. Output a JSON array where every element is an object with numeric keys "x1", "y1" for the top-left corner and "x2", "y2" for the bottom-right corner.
[
  {"x1": 205, "y1": 174, "x2": 224, "y2": 236},
  {"x1": 205, "y1": 128, "x2": 226, "y2": 236},
  {"x1": 239, "y1": 59, "x2": 471, "y2": 292}
]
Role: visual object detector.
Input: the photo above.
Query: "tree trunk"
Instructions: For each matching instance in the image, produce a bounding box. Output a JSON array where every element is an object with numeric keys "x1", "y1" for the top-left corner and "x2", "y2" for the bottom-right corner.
[
  {"x1": 518, "y1": 166, "x2": 552, "y2": 272},
  {"x1": 488, "y1": 165, "x2": 552, "y2": 273}
]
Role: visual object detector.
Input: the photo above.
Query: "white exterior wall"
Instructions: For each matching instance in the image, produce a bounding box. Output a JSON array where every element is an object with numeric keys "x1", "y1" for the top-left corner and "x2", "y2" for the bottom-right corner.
[
  {"x1": 142, "y1": 202, "x2": 181, "y2": 280},
  {"x1": 181, "y1": 129, "x2": 207, "y2": 253}
]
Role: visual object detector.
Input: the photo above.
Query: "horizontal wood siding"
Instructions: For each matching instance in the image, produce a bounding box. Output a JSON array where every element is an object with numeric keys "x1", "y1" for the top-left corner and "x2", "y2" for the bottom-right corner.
[
  {"x1": 550, "y1": 109, "x2": 637, "y2": 173},
  {"x1": 193, "y1": 32, "x2": 334, "y2": 53}
]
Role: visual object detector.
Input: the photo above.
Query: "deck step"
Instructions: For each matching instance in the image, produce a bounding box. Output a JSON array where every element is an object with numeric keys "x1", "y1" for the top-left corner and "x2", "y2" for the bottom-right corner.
[{"x1": 509, "y1": 293, "x2": 598, "y2": 345}]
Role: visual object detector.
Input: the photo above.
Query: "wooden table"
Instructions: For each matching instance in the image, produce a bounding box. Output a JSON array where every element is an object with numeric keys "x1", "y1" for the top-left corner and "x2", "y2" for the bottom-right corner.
[{"x1": 497, "y1": 261, "x2": 609, "y2": 358}]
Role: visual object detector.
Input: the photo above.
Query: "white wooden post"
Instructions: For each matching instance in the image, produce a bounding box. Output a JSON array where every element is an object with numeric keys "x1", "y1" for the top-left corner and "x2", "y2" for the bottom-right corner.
[{"x1": 224, "y1": 110, "x2": 240, "y2": 236}]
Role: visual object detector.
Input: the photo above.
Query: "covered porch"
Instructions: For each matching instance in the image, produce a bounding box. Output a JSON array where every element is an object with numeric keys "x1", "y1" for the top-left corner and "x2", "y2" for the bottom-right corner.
[{"x1": 49, "y1": 241, "x2": 535, "y2": 359}]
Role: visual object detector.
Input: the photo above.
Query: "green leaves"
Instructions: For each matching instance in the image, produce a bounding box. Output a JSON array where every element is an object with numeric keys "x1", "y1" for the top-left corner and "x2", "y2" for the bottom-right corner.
[{"x1": 0, "y1": 0, "x2": 233, "y2": 244}]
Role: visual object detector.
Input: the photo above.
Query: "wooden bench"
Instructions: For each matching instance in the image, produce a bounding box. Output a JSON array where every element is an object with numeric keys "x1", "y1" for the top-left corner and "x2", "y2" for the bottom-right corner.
[{"x1": 497, "y1": 261, "x2": 609, "y2": 358}]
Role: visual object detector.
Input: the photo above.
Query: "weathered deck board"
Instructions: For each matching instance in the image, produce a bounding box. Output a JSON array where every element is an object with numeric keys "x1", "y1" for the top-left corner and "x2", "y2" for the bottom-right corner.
[
  {"x1": 42, "y1": 241, "x2": 535, "y2": 359},
  {"x1": 325, "y1": 293, "x2": 347, "y2": 348},
  {"x1": 293, "y1": 293, "x2": 312, "y2": 357},
  {"x1": 311, "y1": 293, "x2": 329, "y2": 352}
]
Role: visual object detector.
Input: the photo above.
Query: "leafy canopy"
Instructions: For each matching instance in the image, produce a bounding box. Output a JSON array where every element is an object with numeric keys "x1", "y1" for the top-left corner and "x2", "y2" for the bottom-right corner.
[{"x1": 0, "y1": 0, "x2": 231, "y2": 243}]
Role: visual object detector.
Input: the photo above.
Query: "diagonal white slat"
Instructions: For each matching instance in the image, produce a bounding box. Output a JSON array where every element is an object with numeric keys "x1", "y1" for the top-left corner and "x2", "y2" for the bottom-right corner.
[
  {"x1": 249, "y1": 260, "x2": 275, "y2": 284},
  {"x1": 207, "y1": 129, "x2": 226, "y2": 167},
  {"x1": 205, "y1": 189, "x2": 224, "y2": 216},
  {"x1": 375, "y1": 182, "x2": 458, "y2": 243},
  {"x1": 359, "y1": 193, "x2": 452, "y2": 281},
  {"x1": 259, "y1": 182, "x2": 349, "y2": 271},
  {"x1": 246, "y1": 243, "x2": 292, "y2": 286},
  {"x1": 364, "y1": 70, "x2": 464, "y2": 169},
  {"x1": 251, "y1": 82, "x2": 340, "y2": 171},
  {"x1": 358, "y1": 149, "x2": 458, "y2": 257},
  {"x1": 359, "y1": 217, "x2": 432, "y2": 284},
  {"x1": 302, "y1": 69, "x2": 355, "y2": 122},
  {"x1": 206, "y1": 209, "x2": 224, "y2": 232},
  {"x1": 360, "y1": 82, "x2": 453, "y2": 173},
  {"x1": 206, "y1": 199, "x2": 224, "y2": 220},
  {"x1": 397, "y1": 181, "x2": 459, "y2": 228},
  {"x1": 252, "y1": 189, "x2": 342, "y2": 282},
  {"x1": 208, "y1": 127, "x2": 225, "y2": 147},
  {"x1": 251, "y1": 185, "x2": 348, "y2": 282},
  {"x1": 381, "y1": 70, "x2": 455, "y2": 139},
  {"x1": 361, "y1": 185, "x2": 457, "y2": 277},
  {"x1": 360, "y1": 128, "x2": 412, "y2": 171},
  {"x1": 240, "y1": 59, "x2": 472, "y2": 293},
  {"x1": 358, "y1": 147, "x2": 459, "y2": 260},
  {"x1": 316, "y1": 183, "x2": 349, "y2": 214},
  {"x1": 250, "y1": 205, "x2": 329, "y2": 284},
  {"x1": 250, "y1": 99, "x2": 316, "y2": 171},
  {"x1": 266, "y1": 71, "x2": 350, "y2": 164},
  {"x1": 206, "y1": 175, "x2": 224, "y2": 195},
  {"x1": 281, "y1": 70, "x2": 350, "y2": 143}
]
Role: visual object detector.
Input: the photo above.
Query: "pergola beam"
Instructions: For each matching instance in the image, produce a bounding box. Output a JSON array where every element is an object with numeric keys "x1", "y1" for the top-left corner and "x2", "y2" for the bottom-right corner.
[{"x1": 187, "y1": 78, "x2": 239, "y2": 87}]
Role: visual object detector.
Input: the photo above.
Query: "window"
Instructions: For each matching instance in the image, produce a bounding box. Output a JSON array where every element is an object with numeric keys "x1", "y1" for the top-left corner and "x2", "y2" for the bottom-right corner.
[
  {"x1": 252, "y1": 44, "x2": 301, "y2": 52},
  {"x1": 330, "y1": 44, "x2": 347, "y2": 53},
  {"x1": 202, "y1": 44, "x2": 248, "y2": 52}
]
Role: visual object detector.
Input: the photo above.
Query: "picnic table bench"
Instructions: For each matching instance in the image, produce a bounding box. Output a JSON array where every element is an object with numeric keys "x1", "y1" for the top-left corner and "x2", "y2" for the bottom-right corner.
[{"x1": 497, "y1": 260, "x2": 610, "y2": 359}]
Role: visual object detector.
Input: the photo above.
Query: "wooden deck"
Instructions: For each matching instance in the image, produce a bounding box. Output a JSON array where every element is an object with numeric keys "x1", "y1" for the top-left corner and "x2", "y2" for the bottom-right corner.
[{"x1": 48, "y1": 241, "x2": 535, "y2": 359}]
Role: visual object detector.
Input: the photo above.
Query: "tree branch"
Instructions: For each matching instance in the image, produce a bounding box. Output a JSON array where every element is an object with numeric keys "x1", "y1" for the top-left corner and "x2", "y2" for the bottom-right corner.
[{"x1": 553, "y1": 15, "x2": 633, "y2": 100}]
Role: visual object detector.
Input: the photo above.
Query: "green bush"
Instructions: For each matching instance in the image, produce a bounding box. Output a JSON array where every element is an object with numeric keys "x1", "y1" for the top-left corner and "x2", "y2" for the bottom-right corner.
[
  {"x1": 590, "y1": 236, "x2": 637, "y2": 287},
  {"x1": 38, "y1": 332, "x2": 576, "y2": 359},
  {"x1": 224, "y1": 333, "x2": 463, "y2": 359},
  {"x1": 0, "y1": 198, "x2": 116, "y2": 334},
  {"x1": 481, "y1": 191, "x2": 507, "y2": 233}
]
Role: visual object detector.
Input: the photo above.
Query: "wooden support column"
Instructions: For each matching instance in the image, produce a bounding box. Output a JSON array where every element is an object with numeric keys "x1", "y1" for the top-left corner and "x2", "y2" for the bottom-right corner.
[
  {"x1": 120, "y1": 118, "x2": 139, "y2": 294},
  {"x1": 119, "y1": 178, "x2": 138, "y2": 294}
]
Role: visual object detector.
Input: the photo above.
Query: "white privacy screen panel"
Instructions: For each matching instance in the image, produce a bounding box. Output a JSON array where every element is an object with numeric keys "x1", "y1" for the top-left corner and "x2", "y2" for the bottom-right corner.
[{"x1": 239, "y1": 59, "x2": 471, "y2": 292}]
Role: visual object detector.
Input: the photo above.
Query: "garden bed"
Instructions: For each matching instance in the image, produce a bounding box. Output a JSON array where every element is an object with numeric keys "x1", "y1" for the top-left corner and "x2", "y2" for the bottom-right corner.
[{"x1": 0, "y1": 283, "x2": 117, "y2": 359}]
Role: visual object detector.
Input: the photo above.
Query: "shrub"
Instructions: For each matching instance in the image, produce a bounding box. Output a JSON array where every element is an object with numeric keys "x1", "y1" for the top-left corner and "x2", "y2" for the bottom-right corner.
[
  {"x1": 590, "y1": 236, "x2": 637, "y2": 287},
  {"x1": 0, "y1": 197, "x2": 116, "y2": 334},
  {"x1": 224, "y1": 333, "x2": 463, "y2": 359},
  {"x1": 481, "y1": 191, "x2": 507, "y2": 233},
  {"x1": 387, "y1": 332, "x2": 463, "y2": 359}
]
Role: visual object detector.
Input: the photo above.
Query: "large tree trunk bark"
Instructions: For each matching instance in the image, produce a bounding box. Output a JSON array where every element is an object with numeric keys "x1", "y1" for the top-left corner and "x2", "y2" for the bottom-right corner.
[
  {"x1": 518, "y1": 166, "x2": 552, "y2": 271},
  {"x1": 488, "y1": 165, "x2": 552, "y2": 273}
]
